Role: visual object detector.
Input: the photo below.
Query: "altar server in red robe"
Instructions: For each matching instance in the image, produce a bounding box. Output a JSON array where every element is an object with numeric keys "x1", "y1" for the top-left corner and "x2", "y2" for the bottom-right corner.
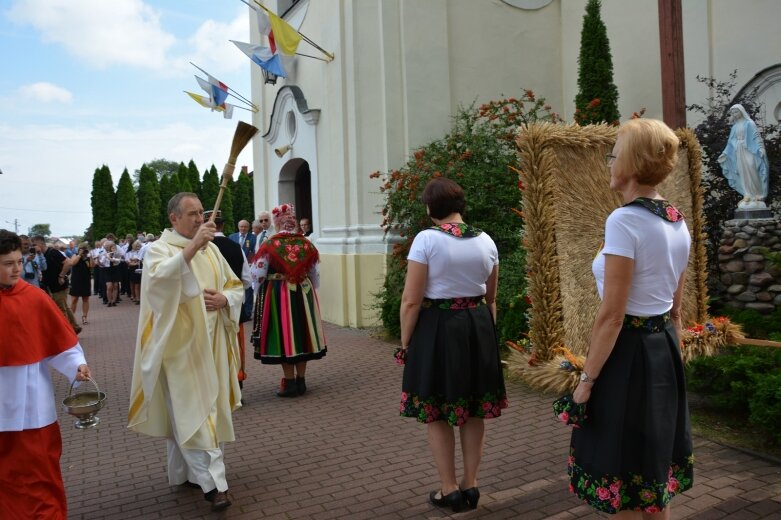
[{"x1": 0, "y1": 229, "x2": 92, "y2": 520}]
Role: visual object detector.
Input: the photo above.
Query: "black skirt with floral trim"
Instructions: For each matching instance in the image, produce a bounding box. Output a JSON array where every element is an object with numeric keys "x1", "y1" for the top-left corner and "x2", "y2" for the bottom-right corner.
[
  {"x1": 568, "y1": 313, "x2": 694, "y2": 514},
  {"x1": 400, "y1": 297, "x2": 508, "y2": 427}
]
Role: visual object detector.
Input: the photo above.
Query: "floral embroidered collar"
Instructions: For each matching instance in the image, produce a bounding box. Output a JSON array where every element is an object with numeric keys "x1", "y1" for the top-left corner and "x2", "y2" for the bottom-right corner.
[
  {"x1": 430, "y1": 222, "x2": 483, "y2": 238},
  {"x1": 625, "y1": 197, "x2": 685, "y2": 222}
]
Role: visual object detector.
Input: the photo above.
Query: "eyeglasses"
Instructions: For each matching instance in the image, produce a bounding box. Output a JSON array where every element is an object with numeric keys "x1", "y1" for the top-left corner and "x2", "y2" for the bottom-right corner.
[
  {"x1": 260, "y1": 219, "x2": 270, "y2": 222},
  {"x1": 605, "y1": 154, "x2": 617, "y2": 165}
]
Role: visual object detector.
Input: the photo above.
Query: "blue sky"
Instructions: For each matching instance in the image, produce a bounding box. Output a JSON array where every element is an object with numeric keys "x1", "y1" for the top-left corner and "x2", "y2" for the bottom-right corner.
[{"x1": 0, "y1": 0, "x2": 257, "y2": 237}]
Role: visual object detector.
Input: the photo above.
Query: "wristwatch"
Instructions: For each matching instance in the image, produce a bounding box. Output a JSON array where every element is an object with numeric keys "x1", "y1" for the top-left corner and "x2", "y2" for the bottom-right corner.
[{"x1": 580, "y1": 370, "x2": 596, "y2": 383}]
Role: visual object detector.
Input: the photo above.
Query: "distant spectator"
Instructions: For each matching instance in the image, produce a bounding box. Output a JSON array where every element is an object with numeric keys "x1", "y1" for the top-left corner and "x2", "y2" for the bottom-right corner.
[
  {"x1": 19, "y1": 234, "x2": 46, "y2": 289},
  {"x1": 125, "y1": 240, "x2": 143, "y2": 304},
  {"x1": 69, "y1": 243, "x2": 92, "y2": 325},
  {"x1": 299, "y1": 218, "x2": 312, "y2": 237},
  {"x1": 256, "y1": 211, "x2": 273, "y2": 244},
  {"x1": 65, "y1": 240, "x2": 78, "y2": 258},
  {"x1": 33, "y1": 235, "x2": 81, "y2": 334},
  {"x1": 102, "y1": 241, "x2": 122, "y2": 307}
]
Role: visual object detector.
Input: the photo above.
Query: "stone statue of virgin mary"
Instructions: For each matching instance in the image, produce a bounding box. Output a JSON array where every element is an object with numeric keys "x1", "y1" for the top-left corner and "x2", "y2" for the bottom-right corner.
[{"x1": 718, "y1": 104, "x2": 770, "y2": 210}]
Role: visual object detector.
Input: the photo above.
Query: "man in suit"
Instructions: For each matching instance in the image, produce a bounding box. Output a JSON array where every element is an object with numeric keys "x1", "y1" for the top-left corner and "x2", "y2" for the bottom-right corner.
[
  {"x1": 228, "y1": 219, "x2": 255, "y2": 340},
  {"x1": 207, "y1": 211, "x2": 251, "y2": 399},
  {"x1": 229, "y1": 220, "x2": 255, "y2": 259}
]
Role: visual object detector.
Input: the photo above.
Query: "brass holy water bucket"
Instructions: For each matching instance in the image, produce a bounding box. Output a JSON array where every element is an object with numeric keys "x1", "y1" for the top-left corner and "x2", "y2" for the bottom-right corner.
[{"x1": 62, "y1": 377, "x2": 106, "y2": 429}]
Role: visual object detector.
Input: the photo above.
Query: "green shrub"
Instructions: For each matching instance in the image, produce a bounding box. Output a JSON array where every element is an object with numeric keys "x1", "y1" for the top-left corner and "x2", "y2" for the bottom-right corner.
[
  {"x1": 721, "y1": 307, "x2": 781, "y2": 339},
  {"x1": 370, "y1": 90, "x2": 558, "y2": 344},
  {"x1": 749, "y1": 372, "x2": 781, "y2": 444},
  {"x1": 687, "y1": 346, "x2": 781, "y2": 442},
  {"x1": 497, "y1": 247, "x2": 530, "y2": 345},
  {"x1": 687, "y1": 346, "x2": 781, "y2": 412}
]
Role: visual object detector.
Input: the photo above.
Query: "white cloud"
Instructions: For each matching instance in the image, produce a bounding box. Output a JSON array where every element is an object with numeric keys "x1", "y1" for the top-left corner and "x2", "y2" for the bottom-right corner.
[
  {"x1": 175, "y1": 10, "x2": 250, "y2": 77},
  {"x1": 8, "y1": 0, "x2": 175, "y2": 70},
  {"x1": 18, "y1": 82, "x2": 73, "y2": 103}
]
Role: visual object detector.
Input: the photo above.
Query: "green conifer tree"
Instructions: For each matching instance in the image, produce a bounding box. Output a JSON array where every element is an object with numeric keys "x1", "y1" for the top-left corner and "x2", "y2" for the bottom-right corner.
[
  {"x1": 158, "y1": 174, "x2": 176, "y2": 226},
  {"x1": 232, "y1": 168, "x2": 254, "y2": 224},
  {"x1": 201, "y1": 165, "x2": 220, "y2": 209},
  {"x1": 220, "y1": 177, "x2": 236, "y2": 234},
  {"x1": 90, "y1": 165, "x2": 116, "y2": 238},
  {"x1": 136, "y1": 164, "x2": 162, "y2": 234},
  {"x1": 115, "y1": 168, "x2": 139, "y2": 238},
  {"x1": 574, "y1": 0, "x2": 620, "y2": 125},
  {"x1": 187, "y1": 159, "x2": 202, "y2": 198},
  {"x1": 177, "y1": 163, "x2": 193, "y2": 193}
]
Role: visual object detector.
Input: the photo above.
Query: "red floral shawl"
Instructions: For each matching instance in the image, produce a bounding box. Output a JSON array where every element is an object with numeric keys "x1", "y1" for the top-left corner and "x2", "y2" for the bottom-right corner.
[{"x1": 256, "y1": 233, "x2": 319, "y2": 284}]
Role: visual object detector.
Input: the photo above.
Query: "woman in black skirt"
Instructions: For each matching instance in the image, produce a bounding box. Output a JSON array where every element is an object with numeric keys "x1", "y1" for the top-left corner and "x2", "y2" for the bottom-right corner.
[
  {"x1": 569, "y1": 118, "x2": 693, "y2": 517},
  {"x1": 399, "y1": 177, "x2": 507, "y2": 513},
  {"x1": 103, "y1": 241, "x2": 122, "y2": 307},
  {"x1": 68, "y1": 242, "x2": 92, "y2": 324}
]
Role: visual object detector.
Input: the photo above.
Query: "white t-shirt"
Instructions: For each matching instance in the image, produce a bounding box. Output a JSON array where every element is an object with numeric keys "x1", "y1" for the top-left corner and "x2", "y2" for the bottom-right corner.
[
  {"x1": 592, "y1": 205, "x2": 691, "y2": 316},
  {"x1": 407, "y1": 228, "x2": 499, "y2": 299}
]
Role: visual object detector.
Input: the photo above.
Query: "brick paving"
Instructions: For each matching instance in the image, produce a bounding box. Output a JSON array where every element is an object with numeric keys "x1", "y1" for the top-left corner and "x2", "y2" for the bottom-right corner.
[{"x1": 55, "y1": 295, "x2": 781, "y2": 519}]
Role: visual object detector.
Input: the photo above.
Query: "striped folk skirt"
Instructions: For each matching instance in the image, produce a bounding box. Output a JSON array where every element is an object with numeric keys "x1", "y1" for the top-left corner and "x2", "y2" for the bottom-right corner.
[{"x1": 251, "y1": 276, "x2": 327, "y2": 364}]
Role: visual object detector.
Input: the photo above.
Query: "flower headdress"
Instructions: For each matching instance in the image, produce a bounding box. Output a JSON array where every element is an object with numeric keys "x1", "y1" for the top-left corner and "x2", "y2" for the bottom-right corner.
[{"x1": 272, "y1": 203, "x2": 297, "y2": 232}]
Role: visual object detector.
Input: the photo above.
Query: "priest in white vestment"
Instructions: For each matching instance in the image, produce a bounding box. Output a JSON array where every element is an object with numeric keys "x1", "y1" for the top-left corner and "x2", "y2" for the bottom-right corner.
[{"x1": 127, "y1": 192, "x2": 243, "y2": 512}]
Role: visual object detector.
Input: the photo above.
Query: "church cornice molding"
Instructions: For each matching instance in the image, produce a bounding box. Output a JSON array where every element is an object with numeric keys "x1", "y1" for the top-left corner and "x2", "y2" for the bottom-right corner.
[{"x1": 263, "y1": 85, "x2": 321, "y2": 144}]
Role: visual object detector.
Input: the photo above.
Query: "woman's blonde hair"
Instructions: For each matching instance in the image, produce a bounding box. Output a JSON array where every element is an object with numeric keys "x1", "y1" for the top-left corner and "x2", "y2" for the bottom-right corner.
[{"x1": 617, "y1": 118, "x2": 679, "y2": 185}]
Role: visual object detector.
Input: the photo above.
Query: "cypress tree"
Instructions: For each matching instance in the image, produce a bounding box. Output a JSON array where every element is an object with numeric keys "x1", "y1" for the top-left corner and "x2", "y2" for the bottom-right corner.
[
  {"x1": 158, "y1": 174, "x2": 177, "y2": 227},
  {"x1": 187, "y1": 159, "x2": 202, "y2": 198},
  {"x1": 574, "y1": 0, "x2": 620, "y2": 125},
  {"x1": 90, "y1": 165, "x2": 116, "y2": 238},
  {"x1": 232, "y1": 168, "x2": 254, "y2": 224},
  {"x1": 115, "y1": 168, "x2": 138, "y2": 238},
  {"x1": 201, "y1": 165, "x2": 220, "y2": 209},
  {"x1": 220, "y1": 177, "x2": 236, "y2": 234},
  {"x1": 136, "y1": 164, "x2": 162, "y2": 234},
  {"x1": 177, "y1": 163, "x2": 193, "y2": 193}
]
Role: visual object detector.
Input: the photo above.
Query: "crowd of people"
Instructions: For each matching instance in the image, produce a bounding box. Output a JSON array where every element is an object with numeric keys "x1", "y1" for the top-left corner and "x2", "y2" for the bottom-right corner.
[{"x1": 2, "y1": 119, "x2": 695, "y2": 518}]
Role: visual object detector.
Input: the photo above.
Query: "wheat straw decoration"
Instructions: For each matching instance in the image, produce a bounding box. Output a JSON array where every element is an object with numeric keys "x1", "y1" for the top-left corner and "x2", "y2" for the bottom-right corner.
[
  {"x1": 210, "y1": 121, "x2": 259, "y2": 222},
  {"x1": 509, "y1": 122, "x2": 719, "y2": 394}
]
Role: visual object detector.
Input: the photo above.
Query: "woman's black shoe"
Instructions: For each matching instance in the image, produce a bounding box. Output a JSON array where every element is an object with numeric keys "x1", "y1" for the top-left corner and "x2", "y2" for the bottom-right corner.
[
  {"x1": 296, "y1": 376, "x2": 306, "y2": 395},
  {"x1": 429, "y1": 489, "x2": 464, "y2": 513},
  {"x1": 276, "y1": 378, "x2": 298, "y2": 397},
  {"x1": 462, "y1": 487, "x2": 480, "y2": 509}
]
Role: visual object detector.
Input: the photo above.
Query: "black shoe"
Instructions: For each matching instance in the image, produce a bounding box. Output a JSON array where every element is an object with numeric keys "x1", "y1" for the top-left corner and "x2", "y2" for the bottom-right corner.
[
  {"x1": 429, "y1": 489, "x2": 464, "y2": 513},
  {"x1": 462, "y1": 487, "x2": 480, "y2": 509},
  {"x1": 296, "y1": 376, "x2": 306, "y2": 395},
  {"x1": 276, "y1": 378, "x2": 298, "y2": 397},
  {"x1": 211, "y1": 491, "x2": 231, "y2": 511}
]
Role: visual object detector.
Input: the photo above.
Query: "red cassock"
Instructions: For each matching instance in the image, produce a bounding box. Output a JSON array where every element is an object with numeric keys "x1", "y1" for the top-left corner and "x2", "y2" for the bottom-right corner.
[{"x1": 0, "y1": 280, "x2": 79, "y2": 519}]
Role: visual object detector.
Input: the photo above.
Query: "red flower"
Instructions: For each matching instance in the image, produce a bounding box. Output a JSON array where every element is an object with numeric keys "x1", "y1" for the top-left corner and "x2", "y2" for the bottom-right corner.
[{"x1": 596, "y1": 487, "x2": 611, "y2": 501}]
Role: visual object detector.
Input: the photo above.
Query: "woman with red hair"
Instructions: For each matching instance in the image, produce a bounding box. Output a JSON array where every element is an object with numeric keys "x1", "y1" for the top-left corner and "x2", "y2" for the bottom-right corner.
[{"x1": 249, "y1": 203, "x2": 327, "y2": 397}]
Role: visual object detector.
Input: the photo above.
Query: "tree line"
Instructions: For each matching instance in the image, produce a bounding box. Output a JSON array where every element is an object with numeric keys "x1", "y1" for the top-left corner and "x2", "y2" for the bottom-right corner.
[{"x1": 89, "y1": 159, "x2": 254, "y2": 240}]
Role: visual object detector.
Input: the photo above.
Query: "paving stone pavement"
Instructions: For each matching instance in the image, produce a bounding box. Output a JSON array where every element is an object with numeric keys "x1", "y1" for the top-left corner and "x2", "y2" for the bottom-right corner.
[{"x1": 55, "y1": 295, "x2": 781, "y2": 519}]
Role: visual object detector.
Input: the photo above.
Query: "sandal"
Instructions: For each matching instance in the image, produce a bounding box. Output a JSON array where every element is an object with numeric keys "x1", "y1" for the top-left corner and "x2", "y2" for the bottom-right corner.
[{"x1": 82, "y1": 316, "x2": 88, "y2": 325}]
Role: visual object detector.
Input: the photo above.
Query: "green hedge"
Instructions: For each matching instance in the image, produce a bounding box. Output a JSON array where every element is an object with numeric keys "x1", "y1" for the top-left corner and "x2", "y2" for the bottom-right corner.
[{"x1": 686, "y1": 346, "x2": 781, "y2": 444}]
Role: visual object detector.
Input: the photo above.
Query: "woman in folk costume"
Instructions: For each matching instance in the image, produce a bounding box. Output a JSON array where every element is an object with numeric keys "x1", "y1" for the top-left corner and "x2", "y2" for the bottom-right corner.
[
  {"x1": 250, "y1": 203, "x2": 327, "y2": 397},
  {"x1": 568, "y1": 119, "x2": 693, "y2": 517},
  {"x1": 0, "y1": 229, "x2": 92, "y2": 520}
]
